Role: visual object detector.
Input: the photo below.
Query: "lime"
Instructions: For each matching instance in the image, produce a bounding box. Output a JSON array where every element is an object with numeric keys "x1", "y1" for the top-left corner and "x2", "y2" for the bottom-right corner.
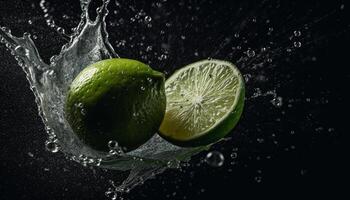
[
  {"x1": 159, "y1": 59, "x2": 245, "y2": 147},
  {"x1": 65, "y1": 58, "x2": 166, "y2": 152}
]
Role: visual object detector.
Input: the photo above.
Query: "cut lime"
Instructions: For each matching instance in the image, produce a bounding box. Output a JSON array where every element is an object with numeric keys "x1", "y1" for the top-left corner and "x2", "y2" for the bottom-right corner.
[{"x1": 159, "y1": 59, "x2": 245, "y2": 147}]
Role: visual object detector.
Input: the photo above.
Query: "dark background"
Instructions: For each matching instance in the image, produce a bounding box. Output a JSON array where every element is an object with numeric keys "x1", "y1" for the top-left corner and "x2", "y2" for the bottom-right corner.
[{"x1": 0, "y1": 0, "x2": 349, "y2": 199}]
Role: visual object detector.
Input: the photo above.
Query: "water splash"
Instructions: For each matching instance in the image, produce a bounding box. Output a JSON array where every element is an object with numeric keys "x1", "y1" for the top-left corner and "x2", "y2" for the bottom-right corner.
[
  {"x1": 1, "y1": 0, "x2": 348, "y2": 198},
  {"x1": 0, "y1": 0, "x2": 207, "y2": 195}
]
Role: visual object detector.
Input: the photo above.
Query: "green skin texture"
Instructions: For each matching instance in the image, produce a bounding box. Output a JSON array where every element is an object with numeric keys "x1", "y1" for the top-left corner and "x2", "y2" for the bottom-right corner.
[
  {"x1": 159, "y1": 74, "x2": 245, "y2": 147},
  {"x1": 65, "y1": 58, "x2": 166, "y2": 152}
]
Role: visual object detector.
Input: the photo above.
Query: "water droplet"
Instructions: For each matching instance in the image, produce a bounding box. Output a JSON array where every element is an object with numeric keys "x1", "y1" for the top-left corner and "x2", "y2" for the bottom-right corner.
[
  {"x1": 14, "y1": 45, "x2": 28, "y2": 56},
  {"x1": 80, "y1": 108, "x2": 86, "y2": 115},
  {"x1": 95, "y1": 158, "x2": 102, "y2": 166},
  {"x1": 28, "y1": 20, "x2": 33, "y2": 25},
  {"x1": 271, "y1": 96, "x2": 283, "y2": 107},
  {"x1": 340, "y1": 4, "x2": 345, "y2": 10},
  {"x1": 293, "y1": 30, "x2": 301, "y2": 37},
  {"x1": 257, "y1": 138, "x2": 264, "y2": 143},
  {"x1": 254, "y1": 176, "x2": 262, "y2": 183},
  {"x1": 146, "y1": 45, "x2": 153, "y2": 52},
  {"x1": 158, "y1": 54, "x2": 168, "y2": 60},
  {"x1": 246, "y1": 49, "x2": 255, "y2": 57},
  {"x1": 27, "y1": 152, "x2": 34, "y2": 157},
  {"x1": 105, "y1": 188, "x2": 115, "y2": 198},
  {"x1": 144, "y1": 16, "x2": 152, "y2": 23},
  {"x1": 56, "y1": 27, "x2": 65, "y2": 34},
  {"x1": 294, "y1": 41, "x2": 301, "y2": 48},
  {"x1": 180, "y1": 35, "x2": 186, "y2": 40},
  {"x1": 45, "y1": 140, "x2": 59, "y2": 153},
  {"x1": 205, "y1": 151, "x2": 224, "y2": 167},
  {"x1": 230, "y1": 152, "x2": 237, "y2": 159},
  {"x1": 108, "y1": 140, "x2": 118, "y2": 149},
  {"x1": 234, "y1": 33, "x2": 239, "y2": 38},
  {"x1": 140, "y1": 86, "x2": 145, "y2": 90}
]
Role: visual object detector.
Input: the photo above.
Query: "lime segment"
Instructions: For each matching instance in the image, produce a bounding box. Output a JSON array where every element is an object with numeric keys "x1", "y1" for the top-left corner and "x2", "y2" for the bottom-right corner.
[{"x1": 159, "y1": 59, "x2": 245, "y2": 147}]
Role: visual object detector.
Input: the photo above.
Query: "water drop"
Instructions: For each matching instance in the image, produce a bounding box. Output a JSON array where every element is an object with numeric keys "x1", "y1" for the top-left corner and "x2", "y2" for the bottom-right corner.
[
  {"x1": 45, "y1": 140, "x2": 59, "y2": 153},
  {"x1": 80, "y1": 109, "x2": 86, "y2": 115},
  {"x1": 246, "y1": 49, "x2": 255, "y2": 57},
  {"x1": 158, "y1": 54, "x2": 168, "y2": 60},
  {"x1": 234, "y1": 33, "x2": 239, "y2": 38},
  {"x1": 257, "y1": 138, "x2": 264, "y2": 143},
  {"x1": 14, "y1": 46, "x2": 28, "y2": 56},
  {"x1": 23, "y1": 32, "x2": 31, "y2": 38},
  {"x1": 254, "y1": 176, "x2": 262, "y2": 183},
  {"x1": 181, "y1": 35, "x2": 186, "y2": 40},
  {"x1": 230, "y1": 152, "x2": 237, "y2": 159},
  {"x1": 105, "y1": 188, "x2": 116, "y2": 198},
  {"x1": 108, "y1": 140, "x2": 118, "y2": 149},
  {"x1": 57, "y1": 27, "x2": 65, "y2": 34},
  {"x1": 28, "y1": 20, "x2": 33, "y2": 25},
  {"x1": 144, "y1": 16, "x2": 152, "y2": 23},
  {"x1": 340, "y1": 4, "x2": 344, "y2": 10},
  {"x1": 205, "y1": 151, "x2": 224, "y2": 167},
  {"x1": 95, "y1": 158, "x2": 102, "y2": 166},
  {"x1": 293, "y1": 30, "x2": 301, "y2": 37},
  {"x1": 271, "y1": 96, "x2": 283, "y2": 107},
  {"x1": 146, "y1": 45, "x2": 153, "y2": 52},
  {"x1": 294, "y1": 41, "x2": 301, "y2": 48}
]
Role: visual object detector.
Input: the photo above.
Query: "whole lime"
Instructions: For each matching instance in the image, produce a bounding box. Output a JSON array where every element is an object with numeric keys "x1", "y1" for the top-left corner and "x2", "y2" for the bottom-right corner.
[{"x1": 65, "y1": 58, "x2": 166, "y2": 152}]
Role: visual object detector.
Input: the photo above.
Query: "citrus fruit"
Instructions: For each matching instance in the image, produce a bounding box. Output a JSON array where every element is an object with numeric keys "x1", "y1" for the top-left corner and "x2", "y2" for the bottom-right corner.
[
  {"x1": 159, "y1": 59, "x2": 245, "y2": 147},
  {"x1": 65, "y1": 58, "x2": 166, "y2": 152}
]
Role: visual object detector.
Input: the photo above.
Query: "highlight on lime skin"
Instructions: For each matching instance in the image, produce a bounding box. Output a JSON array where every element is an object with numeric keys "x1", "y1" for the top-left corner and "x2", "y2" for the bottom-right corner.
[{"x1": 64, "y1": 58, "x2": 244, "y2": 152}]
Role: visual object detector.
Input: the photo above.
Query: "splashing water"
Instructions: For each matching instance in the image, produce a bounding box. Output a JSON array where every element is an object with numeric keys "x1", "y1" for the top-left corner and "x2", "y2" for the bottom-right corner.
[
  {"x1": 0, "y1": 0, "x2": 207, "y2": 196},
  {"x1": 1, "y1": 0, "x2": 347, "y2": 199}
]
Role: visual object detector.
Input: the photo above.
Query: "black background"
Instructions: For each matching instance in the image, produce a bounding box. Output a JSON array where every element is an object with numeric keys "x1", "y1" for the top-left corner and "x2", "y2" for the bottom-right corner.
[{"x1": 0, "y1": 0, "x2": 349, "y2": 199}]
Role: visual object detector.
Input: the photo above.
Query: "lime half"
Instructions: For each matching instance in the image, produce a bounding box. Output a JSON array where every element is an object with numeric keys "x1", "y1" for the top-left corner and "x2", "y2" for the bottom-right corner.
[{"x1": 159, "y1": 59, "x2": 245, "y2": 147}]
